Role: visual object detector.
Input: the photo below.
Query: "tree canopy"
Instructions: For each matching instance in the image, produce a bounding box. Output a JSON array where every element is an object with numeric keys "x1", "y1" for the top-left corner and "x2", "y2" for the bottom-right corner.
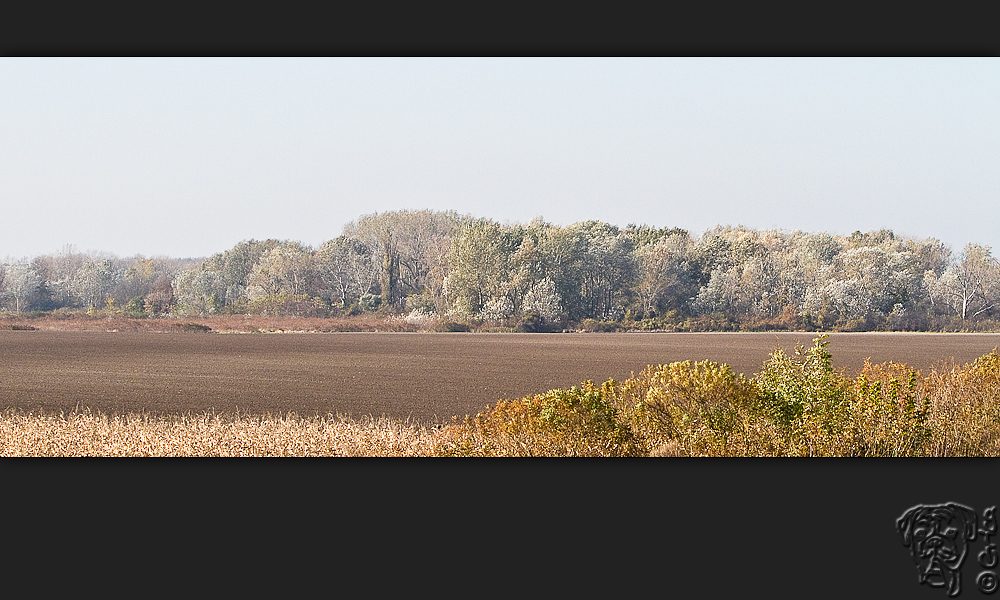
[{"x1": 3, "y1": 210, "x2": 999, "y2": 332}]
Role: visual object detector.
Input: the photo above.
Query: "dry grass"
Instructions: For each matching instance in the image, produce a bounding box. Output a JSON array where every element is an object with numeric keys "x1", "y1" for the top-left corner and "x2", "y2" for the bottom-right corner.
[
  {"x1": 0, "y1": 313, "x2": 424, "y2": 334},
  {"x1": 0, "y1": 409, "x2": 451, "y2": 457}
]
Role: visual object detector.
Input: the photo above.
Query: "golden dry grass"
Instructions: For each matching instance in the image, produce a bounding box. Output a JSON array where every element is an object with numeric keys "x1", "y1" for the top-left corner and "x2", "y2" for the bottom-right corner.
[{"x1": 0, "y1": 409, "x2": 453, "y2": 457}]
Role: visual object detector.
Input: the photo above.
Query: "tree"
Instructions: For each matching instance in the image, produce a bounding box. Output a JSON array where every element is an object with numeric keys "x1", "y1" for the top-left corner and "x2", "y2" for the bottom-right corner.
[
  {"x1": 693, "y1": 255, "x2": 781, "y2": 319},
  {"x1": 521, "y1": 277, "x2": 562, "y2": 324},
  {"x1": 70, "y1": 259, "x2": 120, "y2": 310},
  {"x1": 534, "y1": 224, "x2": 588, "y2": 320},
  {"x1": 144, "y1": 275, "x2": 175, "y2": 315},
  {"x1": 247, "y1": 242, "x2": 314, "y2": 300},
  {"x1": 2, "y1": 263, "x2": 42, "y2": 313},
  {"x1": 813, "y1": 245, "x2": 918, "y2": 323},
  {"x1": 172, "y1": 268, "x2": 226, "y2": 316},
  {"x1": 572, "y1": 221, "x2": 636, "y2": 320},
  {"x1": 31, "y1": 245, "x2": 87, "y2": 309},
  {"x1": 313, "y1": 235, "x2": 368, "y2": 308},
  {"x1": 201, "y1": 239, "x2": 281, "y2": 306},
  {"x1": 342, "y1": 209, "x2": 467, "y2": 309},
  {"x1": 443, "y1": 218, "x2": 521, "y2": 320},
  {"x1": 315, "y1": 236, "x2": 370, "y2": 309},
  {"x1": 633, "y1": 231, "x2": 696, "y2": 317},
  {"x1": 622, "y1": 223, "x2": 690, "y2": 250},
  {"x1": 928, "y1": 244, "x2": 1000, "y2": 320}
]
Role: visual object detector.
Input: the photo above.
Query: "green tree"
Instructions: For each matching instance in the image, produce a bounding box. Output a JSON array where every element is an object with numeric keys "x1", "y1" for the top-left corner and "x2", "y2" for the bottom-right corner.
[{"x1": 443, "y1": 218, "x2": 521, "y2": 320}]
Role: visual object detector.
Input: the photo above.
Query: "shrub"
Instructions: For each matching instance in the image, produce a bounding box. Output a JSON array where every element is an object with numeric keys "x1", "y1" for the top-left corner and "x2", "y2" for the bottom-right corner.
[
  {"x1": 125, "y1": 297, "x2": 147, "y2": 318},
  {"x1": 754, "y1": 334, "x2": 854, "y2": 456},
  {"x1": 435, "y1": 380, "x2": 644, "y2": 457},
  {"x1": 358, "y1": 294, "x2": 381, "y2": 313},
  {"x1": 921, "y1": 349, "x2": 1000, "y2": 456},
  {"x1": 617, "y1": 360, "x2": 765, "y2": 456},
  {"x1": 579, "y1": 318, "x2": 620, "y2": 332},
  {"x1": 247, "y1": 294, "x2": 330, "y2": 317},
  {"x1": 849, "y1": 361, "x2": 931, "y2": 456},
  {"x1": 405, "y1": 292, "x2": 437, "y2": 315},
  {"x1": 516, "y1": 310, "x2": 551, "y2": 333}
]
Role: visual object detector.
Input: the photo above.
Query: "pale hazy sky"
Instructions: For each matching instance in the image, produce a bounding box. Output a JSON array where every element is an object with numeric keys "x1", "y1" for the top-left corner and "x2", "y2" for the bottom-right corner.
[{"x1": 2, "y1": 57, "x2": 997, "y2": 261}]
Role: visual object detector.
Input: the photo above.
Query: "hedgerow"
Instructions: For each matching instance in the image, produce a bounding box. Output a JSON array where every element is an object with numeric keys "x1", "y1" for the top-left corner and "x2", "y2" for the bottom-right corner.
[{"x1": 433, "y1": 335, "x2": 1000, "y2": 457}]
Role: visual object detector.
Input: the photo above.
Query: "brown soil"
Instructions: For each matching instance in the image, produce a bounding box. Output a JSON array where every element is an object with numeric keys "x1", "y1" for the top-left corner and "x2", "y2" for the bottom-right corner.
[{"x1": 2, "y1": 330, "x2": 998, "y2": 425}]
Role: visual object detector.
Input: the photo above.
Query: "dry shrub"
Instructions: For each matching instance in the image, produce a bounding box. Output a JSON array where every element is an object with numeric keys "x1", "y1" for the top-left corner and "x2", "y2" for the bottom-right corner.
[
  {"x1": 848, "y1": 360, "x2": 931, "y2": 456},
  {"x1": 619, "y1": 339, "x2": 1000, "y2": 457},
  {"x1": 617, "y1": 360, "x2": 764, "y2": 457},
  {"x1": 433, "y1": 380, "x2": 644, "y2": 457},
  {"x1": 648, "y1": 439, "x2": 686, "y2": 457},
  {"x1": 921, "y1": 350, "x2": 1000, "y2": 456}
]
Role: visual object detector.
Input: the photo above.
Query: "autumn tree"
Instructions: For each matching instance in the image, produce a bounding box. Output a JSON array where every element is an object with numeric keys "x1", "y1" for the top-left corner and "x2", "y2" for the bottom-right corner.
[
  {"x1": 247, "y1": 241, "x2": 315, "y2": 300},
  {"x1": 143, "y1": 275, "x2": 175, "y2": 315},
  {"x1": 70, "y1": 258, "x2": 121, "y2": 310},
  {"x1": 314, "y1": 236, "x2": 380, "y2": 309},
  {"x1": 633, "y1": 231, "x2": 696, "y2": 317},
  {"x1": 443, "y1": 218, "x2": 522, "y2": 321},
  {"x1": 927, "y1": 244, "x2": 1000, "y2": 321},
  {"x1": 343, "y1": 209, "x2": 467, "y2": 309},
  {"x1": 2, "y1": 263, "x2": 42, "y2": 313}
]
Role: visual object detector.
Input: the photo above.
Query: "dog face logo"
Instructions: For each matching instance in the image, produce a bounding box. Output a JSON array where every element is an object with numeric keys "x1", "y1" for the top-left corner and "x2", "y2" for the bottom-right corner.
[{"x1": 898, "y1": 503, "x2": 979, "y2": 597}]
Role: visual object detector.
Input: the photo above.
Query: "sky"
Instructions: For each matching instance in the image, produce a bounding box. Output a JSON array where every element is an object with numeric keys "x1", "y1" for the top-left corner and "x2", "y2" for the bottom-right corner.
[{"x1": 1, "y1": 57, "x2": 997, "y2": 262}]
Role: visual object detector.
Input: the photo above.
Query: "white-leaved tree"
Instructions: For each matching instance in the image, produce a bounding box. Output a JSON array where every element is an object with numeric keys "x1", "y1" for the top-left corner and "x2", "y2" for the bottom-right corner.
[
  {"x1": 521, "y1": 277, "x2": 562, "y2": 324},
  {"x1": 2, "y1": 263, "x2": 42, "y2": 313},
  {"x1": 444, "y1": 218, "x2": 520, "y2": 320},
  {"x1": 927, "y1": 244, "x2": 1000, "y2": 320},
  {"x1": 70, "y1": 258, "x2": 120, "y2": 310},
  {"x1": 172, "y1": 268, "x2": 226, "y2": 316},
  {"x1": 315, "y1": 237, "x2": 372, "y2": 309},
  {"x1": 633, "y1": 231, "x2": 695, "y2": 317}
]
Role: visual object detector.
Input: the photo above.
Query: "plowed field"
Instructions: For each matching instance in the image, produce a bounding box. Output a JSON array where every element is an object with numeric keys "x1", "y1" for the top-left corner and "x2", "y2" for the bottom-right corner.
[{"x1": 2, "y1": 331, "x2": 999, "y2": 425}]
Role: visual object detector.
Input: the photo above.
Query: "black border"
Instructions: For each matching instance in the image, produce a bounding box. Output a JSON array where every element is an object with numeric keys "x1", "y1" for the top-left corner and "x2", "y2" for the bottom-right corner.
[
  {"x1": 3, "y1": 4, "x2": 999, "y2": 56},
  {"x1": 6, "y1": 458, "x2": 1000, "y2": 597}
]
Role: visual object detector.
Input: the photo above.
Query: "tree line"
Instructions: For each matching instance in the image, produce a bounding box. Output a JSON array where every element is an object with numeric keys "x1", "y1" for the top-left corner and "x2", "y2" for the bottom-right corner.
[{"x1": 3, "y1": 209, "x2": 999, "y2": 331}]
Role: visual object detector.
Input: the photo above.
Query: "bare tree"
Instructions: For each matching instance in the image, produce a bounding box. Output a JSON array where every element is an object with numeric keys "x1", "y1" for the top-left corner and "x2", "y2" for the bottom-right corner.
[{"x1": 928, "y1": 244, "x2": 1000, "y2": 320}]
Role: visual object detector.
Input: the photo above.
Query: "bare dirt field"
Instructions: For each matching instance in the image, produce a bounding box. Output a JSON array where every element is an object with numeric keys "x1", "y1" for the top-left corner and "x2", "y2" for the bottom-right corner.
[{"x1": 2, "y1": 330, "x2": 999, "y2": 425}]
